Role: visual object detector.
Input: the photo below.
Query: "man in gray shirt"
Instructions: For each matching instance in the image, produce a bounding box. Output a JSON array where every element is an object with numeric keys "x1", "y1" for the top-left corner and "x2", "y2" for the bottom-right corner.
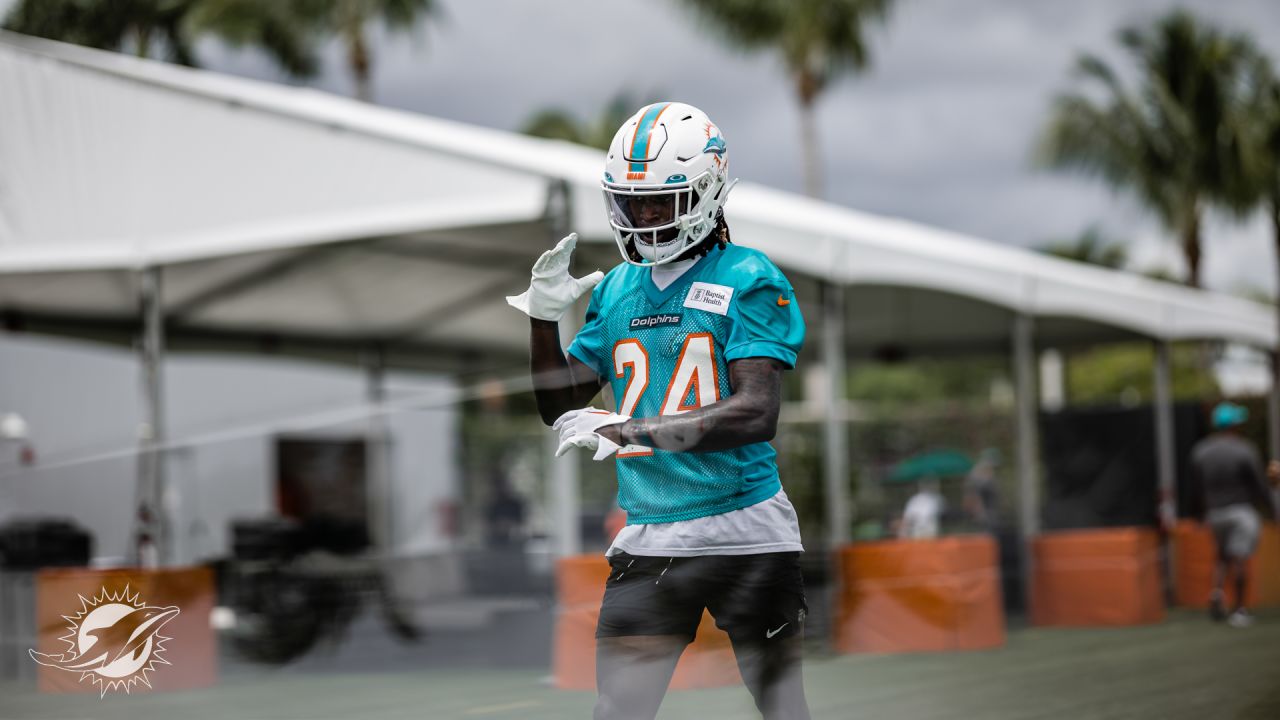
[{"x1": 1190, "y1": 402, "x2": 1277, "y2": 627}]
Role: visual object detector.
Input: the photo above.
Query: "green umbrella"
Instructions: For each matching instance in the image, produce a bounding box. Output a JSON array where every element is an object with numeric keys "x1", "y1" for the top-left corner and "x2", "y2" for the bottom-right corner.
[{"x1": 888, "y1": 450, "x2": 973, "y2": 483}]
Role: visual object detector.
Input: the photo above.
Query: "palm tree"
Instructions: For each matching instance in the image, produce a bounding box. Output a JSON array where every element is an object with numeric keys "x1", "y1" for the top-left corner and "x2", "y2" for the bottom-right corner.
[
  {"x1": 1041, "y1": 225, "x2": 1128, "y2": 269},
  {"x1": 1239, "y1": 52, "x2": 1280, "y2": 289},
  {"x1": 1236, "y1": 50, "x2": 1280, "y2": 430},
  {"x1": 678, "y1": 0, "x2": 894, "y2": 199},
  {"x1": 1036, "y1": 11, "x2": 1258, "y2": 288},
  {"x1": 3, "y1": 0, "x2": 318, "y2": 77},
  {"x1": 520, "y1": 93, "x2": 647, "y2": 151},
  {"x1": 290, "y1": 0, "x2": 442, "y2": 103}
]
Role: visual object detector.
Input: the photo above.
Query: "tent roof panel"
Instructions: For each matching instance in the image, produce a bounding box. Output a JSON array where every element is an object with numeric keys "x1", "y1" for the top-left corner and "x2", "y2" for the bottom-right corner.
[{"x1": 0, "y1": 31, "x2": 1272, "y2": 358}]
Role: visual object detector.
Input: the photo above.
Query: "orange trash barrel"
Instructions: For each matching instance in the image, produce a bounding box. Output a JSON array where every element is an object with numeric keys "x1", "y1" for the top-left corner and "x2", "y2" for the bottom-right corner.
[
  {"x1": 552, "y1": 554, "x2": 741, "y2": 691},
  {"x1": 1031, "y1": 527, "x2": 1164, "y2": 626},
  {"x1": 834, "y1": 534, "x2": 1005, "y2": 654}
]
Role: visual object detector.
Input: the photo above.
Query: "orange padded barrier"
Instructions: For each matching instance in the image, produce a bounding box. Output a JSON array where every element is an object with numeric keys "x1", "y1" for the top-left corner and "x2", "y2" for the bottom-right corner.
[
  {"x1": 834, "y1": 535, "x2": 1005, "y2": 654},
  {"x1": 1031, "y1": 527, "x2": 1164, "y2": 627},
  {"x1": 34, "y1": 566, "x2": 216, "y2": 695},
  {"x1": 552, "y1": 554, "x2": 741, "y2": 691},
  {"x1": 1172, "y1": 520, "x2": 1280, "y2": 609}
]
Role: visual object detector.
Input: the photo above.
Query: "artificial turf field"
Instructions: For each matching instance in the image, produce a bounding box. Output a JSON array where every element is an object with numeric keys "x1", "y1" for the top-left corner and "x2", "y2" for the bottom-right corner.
[{"x1": 3, "y1": 609, "x2": 1278, "y2": 719}]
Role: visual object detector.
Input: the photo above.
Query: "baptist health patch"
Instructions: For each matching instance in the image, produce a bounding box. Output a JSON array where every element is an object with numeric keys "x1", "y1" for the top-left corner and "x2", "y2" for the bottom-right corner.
[{"x1": 682, "y1": 282, "x2": 734, "y2": 316}]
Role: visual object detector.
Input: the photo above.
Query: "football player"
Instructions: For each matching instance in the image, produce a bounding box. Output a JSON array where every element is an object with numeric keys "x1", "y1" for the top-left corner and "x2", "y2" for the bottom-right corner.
[{"x1": 508, "y1": 101, "x2": 811, "y2": 719}]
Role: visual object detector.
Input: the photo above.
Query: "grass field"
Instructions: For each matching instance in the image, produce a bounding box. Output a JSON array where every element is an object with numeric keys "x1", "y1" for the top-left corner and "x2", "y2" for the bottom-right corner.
[{"x1": 3, "y1": 609, "x2": 1278, "y2": 719}]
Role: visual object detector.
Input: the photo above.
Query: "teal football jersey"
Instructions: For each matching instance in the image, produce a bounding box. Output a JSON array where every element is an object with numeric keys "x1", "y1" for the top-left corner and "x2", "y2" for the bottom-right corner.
[{"x1": 567, "y1": 243, "x2": 805, "y2": 524}]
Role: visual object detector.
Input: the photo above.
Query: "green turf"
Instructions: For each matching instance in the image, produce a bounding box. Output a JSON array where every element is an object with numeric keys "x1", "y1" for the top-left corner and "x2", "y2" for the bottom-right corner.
[{"x1": 3, "y1": 609, "x2": 1278, "y2": 719}]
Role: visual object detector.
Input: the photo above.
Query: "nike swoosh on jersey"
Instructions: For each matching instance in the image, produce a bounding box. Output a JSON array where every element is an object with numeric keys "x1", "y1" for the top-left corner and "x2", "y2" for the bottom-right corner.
[{"x1": 766, "y1": 622, "x2": 789, "y2": 639}]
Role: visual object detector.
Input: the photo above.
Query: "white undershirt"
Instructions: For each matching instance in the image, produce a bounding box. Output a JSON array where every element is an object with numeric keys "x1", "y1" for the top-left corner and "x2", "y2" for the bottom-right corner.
[
  {"x1": 607, "y1": 487, "x2": 805, "y2": 557},
  {"x1": 605, "y1": 259, "x2": 804, "y2": 557},
  {"x1": 648, "y1": 256, "x2": 699, "y2": 291}
]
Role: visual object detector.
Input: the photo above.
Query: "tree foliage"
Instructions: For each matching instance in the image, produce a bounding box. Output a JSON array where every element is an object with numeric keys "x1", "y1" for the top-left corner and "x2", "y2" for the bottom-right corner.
[
  {"x1": 1040, "y1": 225, "x2": 1128, "y2": 269},
  {"x1": 3, "y1": 0, "x2": 318, "y2": 76},
  {"x1": 1065, "y1": 343, "x2": 1219, "y2": 406},
  {"x1": 680, "y1": 0, "x2": 892, "y2": 103},
  {"x1": 520, "y1": 92, "x2": 646, "y2": 150},
  {"x1": 288, "y1": 0, "x2": 442, "y2": 103},
  {"x1": 2, "y1": 0, "x2": 443, "y2": 103},
  {"x1": 1037, "y1": 10, "x2": 1258, "y2": 287},
  {"x1": 848, "y1": 357, "x2": 1009, "y2": 409},
  {"x1": 677, "y1": 0, "x2": 894, "y2": 198}
]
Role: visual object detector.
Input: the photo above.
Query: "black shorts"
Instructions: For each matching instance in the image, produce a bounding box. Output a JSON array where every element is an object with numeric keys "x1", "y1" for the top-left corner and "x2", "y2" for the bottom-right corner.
[{"x1": 595, "y1": 551, "x2": 808, "y2": 644}]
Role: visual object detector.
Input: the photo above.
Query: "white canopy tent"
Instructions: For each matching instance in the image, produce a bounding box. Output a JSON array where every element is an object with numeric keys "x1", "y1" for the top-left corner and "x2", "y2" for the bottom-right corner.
[{"x1": 1, "y1": 31, "x2": 1275, "y2": 564}]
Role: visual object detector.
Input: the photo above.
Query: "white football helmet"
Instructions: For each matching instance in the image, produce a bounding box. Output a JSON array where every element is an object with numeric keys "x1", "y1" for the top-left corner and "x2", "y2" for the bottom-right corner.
[{"x1": 602, "y1": 102, "x2": 738, "y2": 266}]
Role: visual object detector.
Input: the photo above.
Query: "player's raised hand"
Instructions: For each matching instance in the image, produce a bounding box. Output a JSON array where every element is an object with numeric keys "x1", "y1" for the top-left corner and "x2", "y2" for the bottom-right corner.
[
  {"x1": 506, "y1": 233, "x2": 605, "y2": 322},
  {"x1": 553, "y1": 407, "x2": 629, "y2": 461}
]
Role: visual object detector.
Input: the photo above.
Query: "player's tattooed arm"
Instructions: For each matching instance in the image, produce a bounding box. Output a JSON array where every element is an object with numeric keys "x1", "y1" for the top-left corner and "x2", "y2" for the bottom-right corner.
[
  {"x1": 601, "y1": 357, "x2": 784, "y2": 453},
  {"x1": 530, "y1": 318, "x2": 605, "y2": 426}
]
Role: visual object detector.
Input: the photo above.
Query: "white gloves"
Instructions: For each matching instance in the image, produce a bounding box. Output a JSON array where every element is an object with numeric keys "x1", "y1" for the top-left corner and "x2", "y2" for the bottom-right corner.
[
  {"x1": 554, "y1": 407, "x2": 630, "y2": 461},
  {"x1": 506, "y1": 233, "x2": 605, "y2": 322}
]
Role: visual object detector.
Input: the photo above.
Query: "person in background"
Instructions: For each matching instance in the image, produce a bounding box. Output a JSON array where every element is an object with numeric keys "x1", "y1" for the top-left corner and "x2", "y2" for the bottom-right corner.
[
  {"x1": 485, "y1": 469, "x2": 526, "y2": 549},
  {"x1": 1190, "y1": 402, "x2": 1278, "y2": 627},
  {"x1": 900, "y1": 477, "x2": 945, "y2": 540},
  {"x1": 963, "y1": 448, "x2": 1001, "y2": 531}
]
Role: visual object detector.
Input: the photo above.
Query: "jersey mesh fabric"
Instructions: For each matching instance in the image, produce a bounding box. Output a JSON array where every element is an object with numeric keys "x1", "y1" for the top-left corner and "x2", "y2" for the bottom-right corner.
[{"x1": 568, "y1": 243, "x2": 805, "y2": 524}]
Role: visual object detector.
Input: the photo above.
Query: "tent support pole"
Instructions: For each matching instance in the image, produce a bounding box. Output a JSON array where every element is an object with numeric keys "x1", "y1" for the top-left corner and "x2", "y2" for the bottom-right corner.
[
  {"x1": 546, "y1": 432, "x2": 581, "y2": 558},
  {"x1": 1269, "y1": 350, "x2": 1280, "y2": 463},
  {"x1": 134, "y1": 266, "x2": 168, "y2": 567},
  {"x1": 545, "y1": 178, "x2": 581, "y2": 558},
  {"x1": 1153, "y1": 339, "x2": 1178, "y2": 604},
  {"x1": 1153, "y1": 341, "x2": 1177, "y2": 523},
  {"x1": 1266, "y1": 347, "x2": 1280, "y2": 516},
  {"x1": 365, "y1": 345, "x2": 393, "y2": 559},
  {"x1": 1013, "y1": 312, "x2": 1039, "y2": 614},
  {"x1": 821, "y1": 281, "x2": 850, "y2": 549},
  {"x1": 820, "y1": 280, "x2": 850, "y2": 647}
]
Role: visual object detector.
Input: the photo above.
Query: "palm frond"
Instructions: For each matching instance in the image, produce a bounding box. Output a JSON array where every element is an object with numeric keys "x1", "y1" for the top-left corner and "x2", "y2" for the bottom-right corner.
[
  {"x1": 521, "y1": 109, "x2": 586, "y2": 146},
  {"x1": 376, "y1": 0, "x2": 442, "y2": 32},
  {"x1": 1041, "y1": 226, "x2": 1128, "y2": 269},
  {"x1": 1038, "y1": 9, "x2": 1270, "y2": 285},
  {"x1": 680, "y1": 0, "x2": 892, "y2": 92},
  {"x1": 186, "y1": 0, "x2": 320, "y2": 76}
]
